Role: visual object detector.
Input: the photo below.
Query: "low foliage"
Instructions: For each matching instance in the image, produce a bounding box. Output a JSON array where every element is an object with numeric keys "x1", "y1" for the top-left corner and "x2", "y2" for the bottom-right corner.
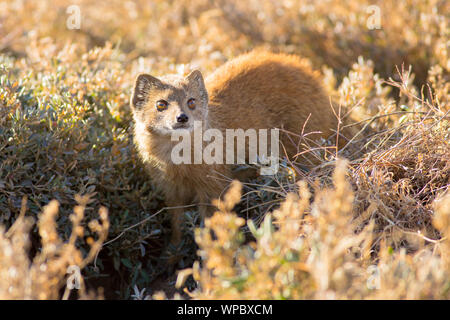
[
  {"x1": 0, "y1": 195, "x2": 108, "y2": 299},
  {"x1": 185, "y1": 162, "x2": 449, "y2": 299}
]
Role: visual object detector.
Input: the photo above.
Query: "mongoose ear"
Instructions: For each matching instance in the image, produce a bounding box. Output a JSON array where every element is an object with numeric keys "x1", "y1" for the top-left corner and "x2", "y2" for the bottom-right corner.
[
  {"x1": 131, "y1": 73, "x2": 163, "y2": 110},
  {"x1": 186, "y1": 70, "x2": 208, "y2": 101},
  {"x1": 186, "y1": 69, "x2": 204, "y2": 83}
]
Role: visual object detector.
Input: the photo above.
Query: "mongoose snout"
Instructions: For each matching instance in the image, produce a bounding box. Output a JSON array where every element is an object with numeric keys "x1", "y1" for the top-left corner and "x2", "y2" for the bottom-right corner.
[{"x1": 176, "y1": 113, "x2": 189, "y2": 123}]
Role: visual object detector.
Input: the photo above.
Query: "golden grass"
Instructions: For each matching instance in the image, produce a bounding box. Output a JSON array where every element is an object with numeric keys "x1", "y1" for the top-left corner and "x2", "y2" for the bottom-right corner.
[{"x1": 0, "y1": 195, "x2": 108, "y2": 299}]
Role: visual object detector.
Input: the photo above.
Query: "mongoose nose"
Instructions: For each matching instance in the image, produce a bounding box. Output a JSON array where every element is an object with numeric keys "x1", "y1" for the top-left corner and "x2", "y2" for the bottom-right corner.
[{"x1": 177, "y1": 113, "x2": 189, "y2": 123}]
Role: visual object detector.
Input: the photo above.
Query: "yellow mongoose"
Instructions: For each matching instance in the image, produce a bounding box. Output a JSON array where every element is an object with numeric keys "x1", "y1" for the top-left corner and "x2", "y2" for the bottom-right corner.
[{"x1": 131, "y1": 50, "x2": 351, "y2": 249}]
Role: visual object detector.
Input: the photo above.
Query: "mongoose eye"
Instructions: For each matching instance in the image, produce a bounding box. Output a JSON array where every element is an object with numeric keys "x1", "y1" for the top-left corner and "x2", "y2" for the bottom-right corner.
[
  {"x1": 156, "y1": 100, "x2": 168, "y2": 111},
  {"x1": 187, "y1": 98, "x2": 196, "y2": 110}
]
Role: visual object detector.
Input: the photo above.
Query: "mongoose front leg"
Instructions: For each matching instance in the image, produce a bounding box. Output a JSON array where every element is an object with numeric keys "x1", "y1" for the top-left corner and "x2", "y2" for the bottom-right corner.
[
  {"x1": 169, "y1": 207, "x2": 183, "y2": 248},
  {"x1": 161, "y1": 201, "x2": 186, "y2": 268}
]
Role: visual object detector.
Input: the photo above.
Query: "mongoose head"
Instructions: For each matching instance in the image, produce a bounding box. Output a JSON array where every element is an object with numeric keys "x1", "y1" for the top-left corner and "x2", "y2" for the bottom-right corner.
[{"x1": 130, "y1": 70, "x2": 208, "y2": 136}]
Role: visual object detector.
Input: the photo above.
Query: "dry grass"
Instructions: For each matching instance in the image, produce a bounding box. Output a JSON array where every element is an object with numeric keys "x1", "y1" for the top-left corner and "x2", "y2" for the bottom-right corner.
[
  {"x1": 181, "y1": 162, "x2": 450, "y2": 299},
  {"x1": 0, "y1": 195, "x2": 108, "y2": 299},
  {"x1": 0, "y1": 0, "x2": 448, "y2": 299}
]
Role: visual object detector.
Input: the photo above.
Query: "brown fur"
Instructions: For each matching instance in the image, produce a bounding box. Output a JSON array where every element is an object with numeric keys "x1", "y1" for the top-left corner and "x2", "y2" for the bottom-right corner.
[{"x1": 130, "y1": 50, "x2": 353, "y2": 248}]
